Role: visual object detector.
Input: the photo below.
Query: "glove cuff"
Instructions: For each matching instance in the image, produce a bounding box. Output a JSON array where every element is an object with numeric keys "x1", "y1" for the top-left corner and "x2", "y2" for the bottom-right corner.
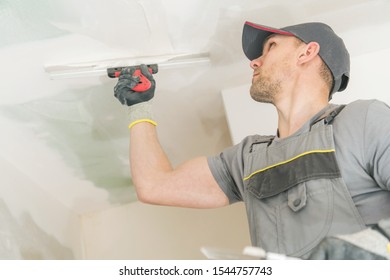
[{"x1": 127, "y1": 102, "x2": 157, "y2": 129}]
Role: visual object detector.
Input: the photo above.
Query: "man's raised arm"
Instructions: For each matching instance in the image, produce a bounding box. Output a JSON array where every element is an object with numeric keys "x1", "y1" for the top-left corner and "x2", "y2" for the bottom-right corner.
[{"x1": 114, "y1": 64, "x2": 229, "y2": 208}]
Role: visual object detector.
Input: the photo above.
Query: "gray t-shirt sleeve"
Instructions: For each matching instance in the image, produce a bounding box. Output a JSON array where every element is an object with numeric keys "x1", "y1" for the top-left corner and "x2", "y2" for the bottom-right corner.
[
  {"x1": 207, "y1": 141, "x2": 248, "y2": 204},
  {"x1": 207, "y1": 135, "x2": 269, "y2": 204}
]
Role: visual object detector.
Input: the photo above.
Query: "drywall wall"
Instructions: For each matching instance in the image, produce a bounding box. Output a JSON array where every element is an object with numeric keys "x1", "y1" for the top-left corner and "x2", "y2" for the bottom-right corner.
[
  {"x1": 0, "y1": 0, "x2": 246, "y2": 259},
  {"x1": 81, "y1": 202, "x2": 249, "y2": 260},
  {"x1": 1, "y1": 0, "x2": 389, "y2": 259},
  {"x1": 0, "y1": 156, "x2": 80, "y2": 259}
]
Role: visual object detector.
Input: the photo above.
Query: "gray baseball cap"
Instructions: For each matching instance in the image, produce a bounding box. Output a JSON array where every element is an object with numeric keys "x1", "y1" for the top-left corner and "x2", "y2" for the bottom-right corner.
[{"x1": 242, "y1": 21, "x2": 350, "y2": 95}]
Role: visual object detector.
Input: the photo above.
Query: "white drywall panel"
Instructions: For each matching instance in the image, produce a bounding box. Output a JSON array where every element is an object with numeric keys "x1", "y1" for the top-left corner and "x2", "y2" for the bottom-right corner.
[
  {"x1": 80, "y1": 202, "x2": 250, "y2": 259},
  {"x1": 0, "y1": 156, "x2": 81, "y2": 259},
  {"x1": 222, "y1": 85, "x2": 278, "y2": 145}
]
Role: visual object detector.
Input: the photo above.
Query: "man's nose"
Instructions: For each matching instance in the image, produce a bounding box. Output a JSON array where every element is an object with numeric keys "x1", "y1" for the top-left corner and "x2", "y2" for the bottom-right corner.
[{"x1": 250, "y1": 56, "x2": 263, "y2": 70}]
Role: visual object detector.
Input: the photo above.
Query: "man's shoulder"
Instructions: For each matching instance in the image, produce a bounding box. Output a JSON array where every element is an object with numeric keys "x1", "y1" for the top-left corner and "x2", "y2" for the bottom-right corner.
[
  {"x1": 337, "y1": 99, "x2": 388, "y2": 120},
  {"x1": 344, "y1": 99, "x2": 388, "y2": 111},
  {"x1": 332, "y1": 99, "x2": 390, "y2": 140}
]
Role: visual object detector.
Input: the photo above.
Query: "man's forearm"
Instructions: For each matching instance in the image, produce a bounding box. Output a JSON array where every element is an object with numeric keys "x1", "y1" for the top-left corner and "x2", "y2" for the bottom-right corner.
[{"x1": 129, "y1": 122, "x2": 173, "y2": 203}]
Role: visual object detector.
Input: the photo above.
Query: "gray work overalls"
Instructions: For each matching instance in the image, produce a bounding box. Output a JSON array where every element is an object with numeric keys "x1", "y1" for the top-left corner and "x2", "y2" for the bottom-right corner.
[{"x1": 242, "y1": 105, "x2": 366, "y2": 258}]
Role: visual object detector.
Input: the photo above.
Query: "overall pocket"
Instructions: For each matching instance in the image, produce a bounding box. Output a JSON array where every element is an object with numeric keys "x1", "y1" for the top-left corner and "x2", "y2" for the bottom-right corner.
[
  {"x1": 245, "y1": 179, "x2": 334, "y2": 257},
  {"x1": 277, "y1": 179, "x2": 334, "y2": 256}
]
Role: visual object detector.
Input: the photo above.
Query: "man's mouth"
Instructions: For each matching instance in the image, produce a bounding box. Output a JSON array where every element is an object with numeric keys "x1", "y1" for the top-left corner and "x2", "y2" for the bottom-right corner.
[{"x1": 252, "y1": 71, "x2": 260, "y2": 78}]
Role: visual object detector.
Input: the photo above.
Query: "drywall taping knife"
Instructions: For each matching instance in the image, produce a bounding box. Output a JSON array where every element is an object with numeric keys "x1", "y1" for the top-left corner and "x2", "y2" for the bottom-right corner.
[
  {"x1": 107, "y1": 64, "x2": 158, "y2": 92},
  {"x1": 44, "y1": 53, "x2": 209, "y2": 80}
]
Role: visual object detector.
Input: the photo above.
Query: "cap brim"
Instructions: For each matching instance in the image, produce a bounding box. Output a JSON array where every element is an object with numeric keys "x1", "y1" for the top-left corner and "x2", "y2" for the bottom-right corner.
[{"x1": 242, "y1": 21, "x2": 293, "y2": 60}]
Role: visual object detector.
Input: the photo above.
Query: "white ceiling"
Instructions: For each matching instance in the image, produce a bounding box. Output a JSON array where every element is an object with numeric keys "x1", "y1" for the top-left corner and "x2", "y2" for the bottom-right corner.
[{"x1": 1, "y1": 0, "x2": 390, "y2": 217}]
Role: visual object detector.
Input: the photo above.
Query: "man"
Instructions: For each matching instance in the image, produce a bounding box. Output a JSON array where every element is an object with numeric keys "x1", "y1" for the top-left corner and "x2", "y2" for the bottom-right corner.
[{"x1": 114, "y1": 21, "x2": 390, "y2": 259}]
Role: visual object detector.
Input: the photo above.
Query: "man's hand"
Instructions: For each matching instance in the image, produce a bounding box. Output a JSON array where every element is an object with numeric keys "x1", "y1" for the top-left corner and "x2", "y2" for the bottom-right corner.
[
  {"x1": 114, "y1": 64, "x2": 157, "y2": 128},
  {"x1": 114, "y1": 64, "x2": 155, "y2": 106}
]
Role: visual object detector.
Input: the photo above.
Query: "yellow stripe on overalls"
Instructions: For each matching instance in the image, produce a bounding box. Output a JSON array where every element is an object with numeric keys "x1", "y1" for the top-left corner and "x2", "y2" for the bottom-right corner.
[{"x1": 243, "y1": 149, "x2": 336, "y2": 181}]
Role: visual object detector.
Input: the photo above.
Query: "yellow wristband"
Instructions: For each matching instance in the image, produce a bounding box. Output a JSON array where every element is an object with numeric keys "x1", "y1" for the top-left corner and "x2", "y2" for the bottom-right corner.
[{"x1": 128, "y1": 119, "x2": 158, "y2": 129}]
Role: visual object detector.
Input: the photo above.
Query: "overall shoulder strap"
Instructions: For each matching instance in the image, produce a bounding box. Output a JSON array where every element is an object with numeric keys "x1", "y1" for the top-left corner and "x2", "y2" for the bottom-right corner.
[
  {"x1": 324, "y1": 104, "x2": 346, "y2": 125},
  {"x1": 249, "y1": 135, "x2": 275, "y2": 153},
  {"x1": 312, "y1": 104, "x2": 346, "y2": 128}
]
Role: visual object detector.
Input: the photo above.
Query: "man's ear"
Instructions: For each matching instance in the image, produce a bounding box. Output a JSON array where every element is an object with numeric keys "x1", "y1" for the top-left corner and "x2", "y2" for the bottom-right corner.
[{"x1": 298, "y1": 42, "x2": 320, "y2": 65}]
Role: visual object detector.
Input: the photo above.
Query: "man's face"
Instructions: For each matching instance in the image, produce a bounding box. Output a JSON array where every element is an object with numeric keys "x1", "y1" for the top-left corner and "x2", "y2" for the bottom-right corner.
[{"x1": 249, "y1": 35, "x2": 300, "y2": 104}]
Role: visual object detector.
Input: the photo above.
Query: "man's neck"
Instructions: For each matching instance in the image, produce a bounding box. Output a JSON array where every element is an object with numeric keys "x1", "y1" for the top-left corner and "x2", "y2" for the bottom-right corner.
[{"x1": 275, "y1": 94, "x2": 329, "y2": 139}]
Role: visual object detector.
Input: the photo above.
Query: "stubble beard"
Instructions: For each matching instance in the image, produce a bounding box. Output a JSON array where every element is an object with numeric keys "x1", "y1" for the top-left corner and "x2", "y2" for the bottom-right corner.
[{"x1": 250, "y1": 71, "x2": 281, "y2": 104}]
